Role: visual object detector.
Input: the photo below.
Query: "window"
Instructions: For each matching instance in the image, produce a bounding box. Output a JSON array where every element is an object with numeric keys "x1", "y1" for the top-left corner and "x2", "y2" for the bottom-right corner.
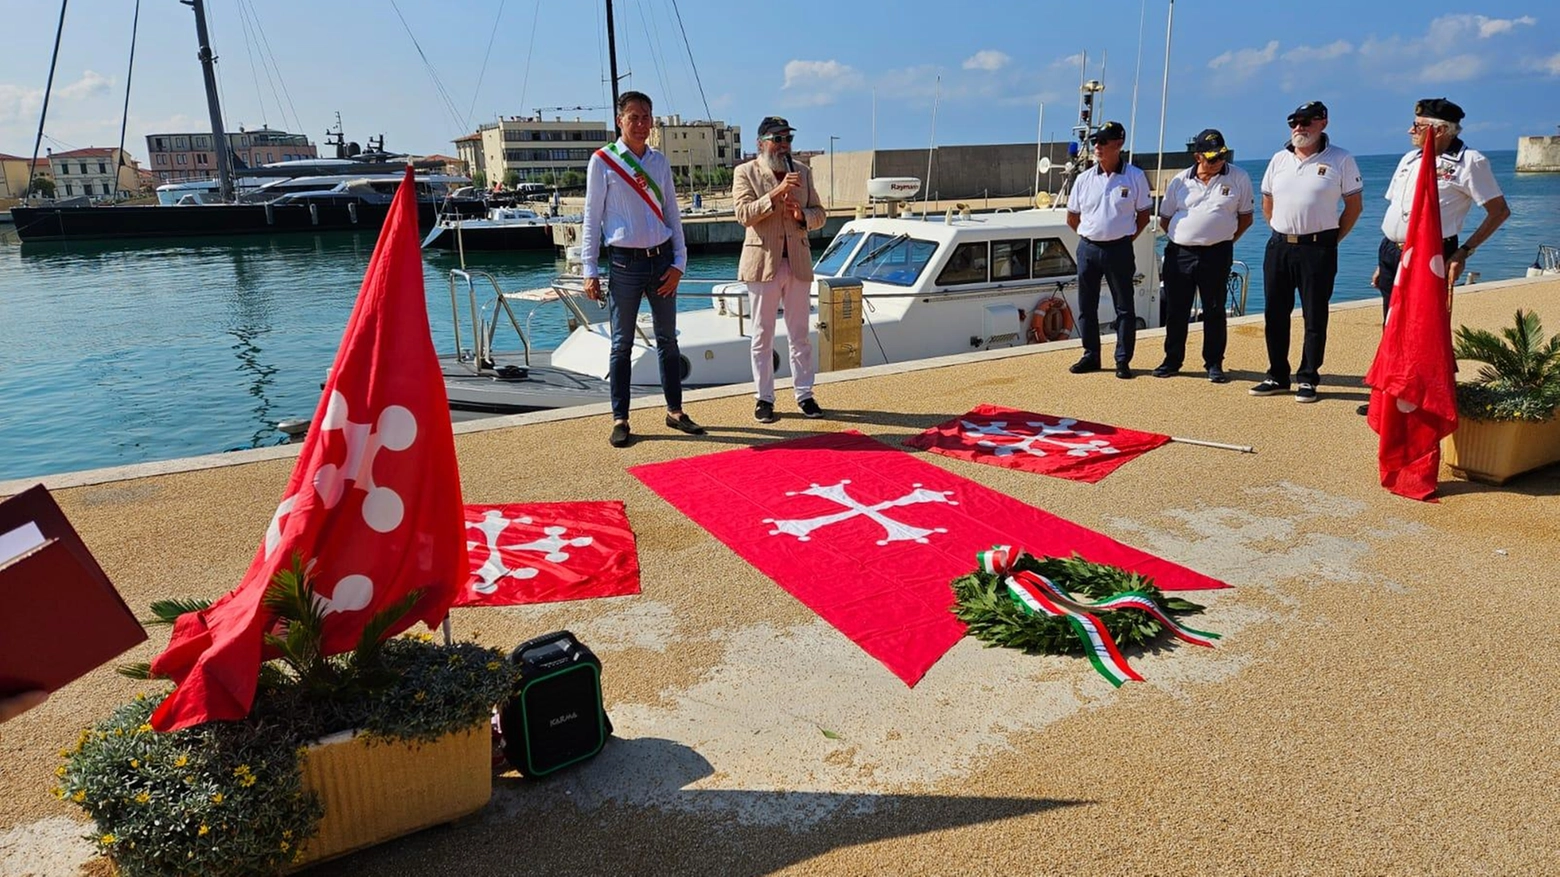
[
  {"x1": 156, "y1": 154, "x2": 167, "y2": 165},
  {"x1": 98, "y1": 162, "x2": 108, "y2": 174},
  {"x1": 1032, "y1": 238, "x2": 1077, "y2": 277},
  {"x1": 84, "y1": 183, "x2": 95, "y2": 196},
  {"x1": 847, "y1": 234, "x2": 938, "y2": 287},
  {"x1": 934, "y1": 242, "x2": 989, "y2": 286},
  {"x1": 65, "y1": 184, "x2": 74, "y2": 195},
  {"x1": 814, "y1": 231, "x2": 862, "y2": 277},
  {"x1": 177, "y1": 155, "x2": 187, "y2": 165},
  {"x1": 991, "y1": 239, "x2": 1031, "y2": 280},
  {"x1": 79, "y1": 163, "x2": 88, "y2": 174},
  {"x1": 60, "y1": 164, "x2": 70, "y2": 175}
]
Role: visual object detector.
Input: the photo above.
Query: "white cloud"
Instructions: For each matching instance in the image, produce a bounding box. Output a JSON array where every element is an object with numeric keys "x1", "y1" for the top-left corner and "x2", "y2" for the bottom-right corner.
[
  {"x1": 1208, "y1": 41, "x2": 1279, "y2": 79},
  {"x1": 1419, "y1": 54, "x2": 1485, "y2": 83},
  {"x1": 1547, "y1": 53, "x2": 1560, "y2": 75},
  {"x1": 962, "y1": 50, "x2": 1011, "y2": 72},
  {"x1": 1050, "y1": 53, "x2": 1085, "y2": 70},
  {"x1": 1282, "y1": 40, "x2": 1353, "y2": 63},
  {"x1": 0, "y1": 71, "x2": 111, "y2": 127},
  {"x1": 57, "y1": 70, "x2": 113, "y2": 101},
  {"x1": 781, "y1": 59, "x2": 865, "y2": 107},
  {"x1": 1476, "y1": 15, "x2": 1537, "y2": 38}
]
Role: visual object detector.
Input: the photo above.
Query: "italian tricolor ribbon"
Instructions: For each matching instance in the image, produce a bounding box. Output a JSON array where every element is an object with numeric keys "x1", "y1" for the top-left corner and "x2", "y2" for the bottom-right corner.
[
  {"x1": 598, "y1": 142, "x2": 666, "y2": 224},
  {"x1": 1005, "y1": 573, "x2": 1143, "y2": 688}
]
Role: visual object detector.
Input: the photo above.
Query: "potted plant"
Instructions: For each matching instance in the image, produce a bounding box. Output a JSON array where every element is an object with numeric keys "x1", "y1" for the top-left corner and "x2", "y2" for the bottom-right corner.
[
  {"x1": 56, "y1": 557, "x2": 520, "y2": 877},
  {"x1": 1443, "y1": 309, "x2": 1560, "y2": 484}
]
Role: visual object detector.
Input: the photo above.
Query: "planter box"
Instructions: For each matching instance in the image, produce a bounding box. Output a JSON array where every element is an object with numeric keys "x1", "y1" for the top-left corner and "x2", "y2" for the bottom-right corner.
[
  {"x1": 1443, "y1": 412, "x2": 1560, "y2": 485},
  {"x1": 292, "y1": 722, "x2": 492, "y2": 869}
]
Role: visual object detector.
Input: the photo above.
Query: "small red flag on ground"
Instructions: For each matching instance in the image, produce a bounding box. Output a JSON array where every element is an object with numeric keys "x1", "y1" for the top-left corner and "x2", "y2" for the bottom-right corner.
[
  {"x1": 150, "y1": 167, "x2": 468, "y2": 730},
  {"x1": 1365, "y1": 138, "x2": 1459, "y2": 501},
  {"x1": 904, "y1": 404, "x2": 1171, "y2": 482},
  {"x1": 454, "y1": 502, "x2": 640, "y2": 606}
]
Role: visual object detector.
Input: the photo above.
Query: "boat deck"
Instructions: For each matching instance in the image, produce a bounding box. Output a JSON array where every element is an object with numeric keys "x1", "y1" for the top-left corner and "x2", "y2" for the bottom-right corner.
[{"x1": 3, "y1": 276, "x2": 1559, "y2": 876}]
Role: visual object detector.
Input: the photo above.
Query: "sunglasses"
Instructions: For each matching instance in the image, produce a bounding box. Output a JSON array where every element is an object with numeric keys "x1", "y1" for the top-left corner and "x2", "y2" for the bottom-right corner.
[
  {"x1": 764, "y1": 134, "x2": 794, "y2": 143},
  {"x1": 1287, "y1": 116, "x2": 1321, "y2": 129}
]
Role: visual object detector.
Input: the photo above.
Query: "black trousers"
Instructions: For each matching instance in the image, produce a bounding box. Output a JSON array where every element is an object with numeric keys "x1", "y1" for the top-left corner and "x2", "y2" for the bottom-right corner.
[
  {"x1": 1262, "y1": 230, "x2": 1338, "y2": 386},
  {"x1": 1373, "y1": 235, "x2": 1459, "y2": 320},
  {"x1": 1076, "y1": 237, "x2": 1138, "y2": 365},
  {"x1": 1161, "y1": 240, "x2": 1235, "y2": 370}
]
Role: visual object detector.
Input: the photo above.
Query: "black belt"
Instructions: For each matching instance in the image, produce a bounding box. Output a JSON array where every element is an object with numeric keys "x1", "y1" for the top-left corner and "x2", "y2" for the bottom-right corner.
[
  {"x1": 608, "y1": 241, "x2": 671, "y2": 259},
  {"x1": 1081, "y1": 235, "x2": 1132, "y2": 246},
  {"x1": 1167, "y1": 240, "x2": 1234, "y2": 250},
  {"x1": 1384, "y1": 235, "x2": 1458, "y2": 249},
  {"x1": 1271, "y1": 230, "x2": 1338, "y2": 245}
]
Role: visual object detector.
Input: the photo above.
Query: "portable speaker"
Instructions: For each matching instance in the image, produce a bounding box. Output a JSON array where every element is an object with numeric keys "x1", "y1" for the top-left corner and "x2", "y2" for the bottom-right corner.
[{"x1": 497, "y1": 630, "x2": 612, "y2": 778}]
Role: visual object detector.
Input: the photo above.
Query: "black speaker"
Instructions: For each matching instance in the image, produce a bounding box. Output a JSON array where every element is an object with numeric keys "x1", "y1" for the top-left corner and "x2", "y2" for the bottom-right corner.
[{"x1": 497, "y1": 630, "x2": 612, "y2": 778}]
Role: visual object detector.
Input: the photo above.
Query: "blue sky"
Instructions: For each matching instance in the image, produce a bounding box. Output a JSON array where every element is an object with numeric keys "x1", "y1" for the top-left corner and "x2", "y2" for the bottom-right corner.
[{"x1": 2, "y1": 0, "x2": 1556, "y2": 166}]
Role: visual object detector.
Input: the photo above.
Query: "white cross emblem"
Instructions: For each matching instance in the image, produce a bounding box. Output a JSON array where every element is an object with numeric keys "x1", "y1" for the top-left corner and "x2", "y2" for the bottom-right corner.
[
  {"x1": 466, "y1": 510, "x2": 594, "y2": 595},
  {"x1": 962, "y1": 418, "x2": 1121, "y2": 458},
  {"x1": 764, "y1": 479, "x2": 956, "y2": 546}
]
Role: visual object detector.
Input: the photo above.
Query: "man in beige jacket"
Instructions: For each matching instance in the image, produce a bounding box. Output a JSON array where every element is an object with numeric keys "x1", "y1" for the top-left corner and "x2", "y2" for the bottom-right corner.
[{"x1": 733, "y1": 116, "x2": 828, "y2": 422}]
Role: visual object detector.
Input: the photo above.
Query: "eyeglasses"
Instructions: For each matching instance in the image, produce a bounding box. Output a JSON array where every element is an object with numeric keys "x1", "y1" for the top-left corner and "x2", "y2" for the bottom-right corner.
[
  {"x1": 1288, "y1": 117, "x2": 1320, "y2": 129},
  {"x1": 764, "y1": 135, "x2": 794, "y2": 143}
]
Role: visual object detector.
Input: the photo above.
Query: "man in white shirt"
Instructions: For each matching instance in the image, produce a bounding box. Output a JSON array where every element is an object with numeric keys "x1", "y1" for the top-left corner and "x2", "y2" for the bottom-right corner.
[
  {"x1": 581, "y1": 91, "x2": 702, "y2": 448},
  {"x1": 1252, "y1": 101, "x2": 1364, "y2": 404},
  {"x1": 1154, "y1": 129, "x2": 1254, "y2": 383},
  {"x1": 1065, "y1": 121, "x2": 1153, "y2": 379}
]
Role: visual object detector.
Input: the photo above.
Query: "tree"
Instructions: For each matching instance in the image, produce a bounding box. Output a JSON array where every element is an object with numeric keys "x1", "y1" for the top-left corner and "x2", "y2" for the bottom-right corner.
[
  {"x1": 503, "y1": 169, "x2": 520, "y2": 188},
  {"x1": 28, "y1": 176, "x2": 55, "y2": 198},
  {"x1": 561, "y1": 170, "x2": 585, "y2": 189},
  {"x1": 470, "y1": 170, "x2": 487, "y2": 190}
]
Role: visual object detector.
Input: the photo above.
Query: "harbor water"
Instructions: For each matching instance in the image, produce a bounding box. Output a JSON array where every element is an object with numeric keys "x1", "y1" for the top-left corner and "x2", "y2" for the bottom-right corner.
[{"x1": 1, "y1": 150, "x2": 1556, "y2": 482}]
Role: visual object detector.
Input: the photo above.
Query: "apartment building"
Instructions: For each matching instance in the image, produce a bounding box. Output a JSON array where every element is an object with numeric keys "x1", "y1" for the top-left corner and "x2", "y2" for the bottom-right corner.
[
  {"x1": 144, "y1": 127, "x2": 318, "y2": 183},
  {"x1": 467, "y1": 116, "x2": 613, "y2": 185},
  {"x1": 0, "y1": 154, "x2": 49, "y2": 199},
  {"x1": 47, "y1": 147, "x2": 140, "y2": 200},
  {"x1": 650, "y1": 115, "x2": 741, "y2": 186}
]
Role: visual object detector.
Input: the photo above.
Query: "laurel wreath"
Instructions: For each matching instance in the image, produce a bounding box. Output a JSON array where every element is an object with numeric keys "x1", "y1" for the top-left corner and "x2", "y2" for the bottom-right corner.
[{"x1": 951, "y1": 553, "x2": 1206, "y2": 654}]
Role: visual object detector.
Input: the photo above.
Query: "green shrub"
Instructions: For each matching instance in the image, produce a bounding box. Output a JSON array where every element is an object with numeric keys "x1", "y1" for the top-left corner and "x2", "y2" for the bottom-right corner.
[{"x1": 1453, "y1": 309, "x2": 1560, "y2": 422}]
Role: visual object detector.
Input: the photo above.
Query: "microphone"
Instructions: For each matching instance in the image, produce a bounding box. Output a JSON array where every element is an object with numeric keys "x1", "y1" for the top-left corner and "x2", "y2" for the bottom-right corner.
[{"x1": 783, "y1": 154, "x2": 804, "y2": 227}]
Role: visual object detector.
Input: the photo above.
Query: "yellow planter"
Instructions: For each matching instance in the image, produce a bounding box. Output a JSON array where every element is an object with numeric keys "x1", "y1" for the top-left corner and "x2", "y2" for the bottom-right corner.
[
  {"x1": 292, "y1": 722, "x2": 492, "y2": 869},
  {"x1": 1443, "y1": 412, "x2": 1560, "y2": 485}
]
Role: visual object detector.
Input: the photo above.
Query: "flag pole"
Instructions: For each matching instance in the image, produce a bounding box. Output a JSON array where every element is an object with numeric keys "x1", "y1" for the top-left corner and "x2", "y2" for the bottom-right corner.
[{"x1": 1170, "y1": 436, "x2": 1255, "y2": 453}]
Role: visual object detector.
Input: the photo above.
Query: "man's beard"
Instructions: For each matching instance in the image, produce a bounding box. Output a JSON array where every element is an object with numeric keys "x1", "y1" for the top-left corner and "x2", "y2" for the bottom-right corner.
[
  {"x1": 1291, "y1": 130, "x2": 1319, "y2": 150},
  {"x1": 761, "y1": 150, "x2": 790, "y2": 174}
]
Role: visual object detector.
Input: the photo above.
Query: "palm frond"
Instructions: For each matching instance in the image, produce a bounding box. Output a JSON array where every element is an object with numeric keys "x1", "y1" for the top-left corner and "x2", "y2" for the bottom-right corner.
[
  {"x1": 116, "y1": 662, "x2": 167, "y2": 680},
  {"x1": 351, "y1": 590, "x2": 425, "y2": 668},
  {"x1": 144, "y1": 597, "x2": 212, "y2": 626}
]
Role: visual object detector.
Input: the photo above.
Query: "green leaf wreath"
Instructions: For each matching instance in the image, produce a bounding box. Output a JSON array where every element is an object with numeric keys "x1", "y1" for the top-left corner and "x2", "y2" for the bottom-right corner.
[{"x1": 951, "y1": 553, "x2": 1206, "y2": 654}]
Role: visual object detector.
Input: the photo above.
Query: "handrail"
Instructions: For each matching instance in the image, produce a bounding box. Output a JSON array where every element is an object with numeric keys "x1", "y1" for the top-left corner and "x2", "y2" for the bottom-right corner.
[{"x1": 447, "y1": 268, "x2": 531, "y2": 369}]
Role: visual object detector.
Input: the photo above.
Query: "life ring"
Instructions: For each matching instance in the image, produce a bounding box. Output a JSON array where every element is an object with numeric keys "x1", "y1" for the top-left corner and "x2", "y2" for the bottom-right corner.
[{"x1": 1028, "y1": 295, "x2": 1075, "y2": 343}]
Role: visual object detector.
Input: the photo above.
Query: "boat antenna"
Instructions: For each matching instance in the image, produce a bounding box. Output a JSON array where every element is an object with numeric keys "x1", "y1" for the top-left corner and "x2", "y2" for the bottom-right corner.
[
  {"x1": 185, "y1": 0, "x2": 235, "y2": 203},
  {"x1": 23, "y1": 0, "x2": 70, "y2": 202},
  {"x1": 605, "y1": 0, "x2": 621, "y2": 132},
  {"x1": 1153, "y1": 0, "x2": 1175, "y2": 211},
  {"x1": 920, "y1": 74, "x2": 940, "y2": 217},
  {"x1": 1033, "y1": 100, "x2": 1045, "y2": 199},
  {"x1": 116, "y1": 0, "x2": 141, "y2": 200},
  {"x1": 1126, "y1": 0, "x2": 1146, "y2": 157}
]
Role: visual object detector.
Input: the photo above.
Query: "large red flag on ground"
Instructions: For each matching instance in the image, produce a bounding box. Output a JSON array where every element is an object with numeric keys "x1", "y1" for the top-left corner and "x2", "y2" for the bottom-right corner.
[
  {"x1": 454, "y1": 502, "x2": 640, "y2": 607},
  {"x1": 904, "y1": 404, "x2": 1172, "y2": 482},
  {"x1": 150, "y1": 168, "x2": 468, "y2": 730},
  {"x1": 630, "y1": 431, "x2": 1225, "y2": 686},
  {"x1": 1365, "y1": 138, "x2": 1459, "y2": 501}
]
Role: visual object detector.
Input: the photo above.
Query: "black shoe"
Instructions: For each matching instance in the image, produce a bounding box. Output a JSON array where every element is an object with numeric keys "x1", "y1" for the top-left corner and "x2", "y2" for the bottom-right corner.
[
  {"x1": 798, "y1": 397, "x2": 825, "y2": 419},
  {"x1": 1069, "y1": 356, "x2": 1101, "y2": 374},
  {"x1": 1115, "y1": 364, "x2": 1134, "y2": 379},
  {"x1": 1356, "y1": 402, "x2": 1370, "y2": 416},
  {"x1": 754, "y1": 400, "x2": 778, "y2": 423},
  {"x1": 1151, "y1": 362, "x2": 1178, "y2": 378},
  {"x1": 1207, "y1": 367, "x2": 1229, "y2": 384},
  {"x1": 1295, "y1": 384, "x2": 1319, "y2": 404},
  {"x1": 1248, "y1": 379, "x2": 1290, "y2": 396},
  {"x1": 609, "y1": 422, "x2": 631, "y2": 448},
  {"x1": 665, "y1": 413, "x2": 706, "y2": 435}
]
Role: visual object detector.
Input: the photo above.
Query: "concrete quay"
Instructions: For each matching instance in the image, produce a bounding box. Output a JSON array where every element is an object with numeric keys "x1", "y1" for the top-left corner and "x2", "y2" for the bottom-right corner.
[{"x1": 3, "y1": 276, "x2": 1559, "y2": 876}]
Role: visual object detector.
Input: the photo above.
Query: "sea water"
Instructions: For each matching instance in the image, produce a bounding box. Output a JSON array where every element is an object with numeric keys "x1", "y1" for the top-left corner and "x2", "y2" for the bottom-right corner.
[{"x1": 1, "y1": 150, "x2": 1555, "y2": 481}]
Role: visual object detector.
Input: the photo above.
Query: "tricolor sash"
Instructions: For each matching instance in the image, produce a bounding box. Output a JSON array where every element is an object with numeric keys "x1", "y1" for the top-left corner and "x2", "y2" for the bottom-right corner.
[{"x1": 598, "y1": 143, "x2": 666, "y2": 225}]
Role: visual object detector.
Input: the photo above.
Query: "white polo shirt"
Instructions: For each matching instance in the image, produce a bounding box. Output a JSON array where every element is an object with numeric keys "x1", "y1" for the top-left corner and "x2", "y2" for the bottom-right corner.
[
  {"x1": 1379, "y1": 140, "x2": 1502, "y2": 243},
  {"x1": 1260, "y1": 136, "x2": 1364, "y2": 236},
  {"x1": 1160, "y1": 163, "x2": 1255, "y2": 246},
  {"x1": 1068, "y1": 161, "x2": 1152, "y2": 241}
]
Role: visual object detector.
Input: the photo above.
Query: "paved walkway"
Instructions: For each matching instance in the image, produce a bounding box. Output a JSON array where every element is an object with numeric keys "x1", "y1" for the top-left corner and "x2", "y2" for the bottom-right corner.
[{"x1": 3, "y1": 277, "x2": 1558, "y2": 876}]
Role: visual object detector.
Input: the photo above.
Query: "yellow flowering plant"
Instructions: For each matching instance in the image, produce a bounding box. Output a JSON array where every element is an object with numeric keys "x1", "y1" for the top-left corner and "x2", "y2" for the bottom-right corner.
[{"x1": 60, "y1": 556, "x2": 521, "y2": 877}]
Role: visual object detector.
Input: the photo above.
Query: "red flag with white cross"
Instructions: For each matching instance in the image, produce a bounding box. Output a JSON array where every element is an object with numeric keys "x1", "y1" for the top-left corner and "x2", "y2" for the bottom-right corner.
[
  {"x1": 150, "y1": 167, "x2": 468, "y2": 731},
  {"x1": 454, "y1": 502, "x2": 640, "y2": 607},
  {"x1": 1365, "y1": 138, "x2": 1459, "y2": 501},
  {"x1": 904, "y1": 404, "x2": 1171, "y2": 482}
]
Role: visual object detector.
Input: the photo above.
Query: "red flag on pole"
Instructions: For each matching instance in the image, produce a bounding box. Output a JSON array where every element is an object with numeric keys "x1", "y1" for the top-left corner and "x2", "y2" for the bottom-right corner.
[
  {"x1": 1364, "y1": 138, "x2": 1459, "y2": 501},
  {"x1": 150, "y1": 167, "x2": 468, "y2": 730}
]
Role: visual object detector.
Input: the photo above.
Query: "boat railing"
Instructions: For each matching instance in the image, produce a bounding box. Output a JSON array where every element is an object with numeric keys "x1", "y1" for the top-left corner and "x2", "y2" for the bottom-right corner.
[
  {"x1": 447, "y1": 268, "x2": 531, "y2": 370},
  {"x1": 1533, "y1": 245, "x2": 1560, "y2": 275}
]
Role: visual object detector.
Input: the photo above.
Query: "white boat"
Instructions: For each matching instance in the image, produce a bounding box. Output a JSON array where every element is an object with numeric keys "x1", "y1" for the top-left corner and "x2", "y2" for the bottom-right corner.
[
  {"x1": 437, "y1": 203, "x2": 1248, "y2": 414},
  {"x1": 420, "y1": 205, "x2": 564, "y2": 251}
]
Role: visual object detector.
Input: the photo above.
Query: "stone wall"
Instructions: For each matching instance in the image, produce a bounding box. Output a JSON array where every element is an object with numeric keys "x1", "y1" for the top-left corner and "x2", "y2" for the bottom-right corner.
[{"x1": 1516, "y1": 136, "x2": 1560, "y2": 172}]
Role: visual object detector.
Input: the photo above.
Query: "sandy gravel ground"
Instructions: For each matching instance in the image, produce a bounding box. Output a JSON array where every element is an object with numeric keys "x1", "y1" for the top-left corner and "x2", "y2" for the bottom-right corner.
[{"x1": 3, "y1": 277, "x2": 1558, "y2": 877}]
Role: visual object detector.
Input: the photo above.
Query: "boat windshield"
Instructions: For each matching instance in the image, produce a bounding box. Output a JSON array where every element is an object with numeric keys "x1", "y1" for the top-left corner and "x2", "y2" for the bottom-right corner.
[
  {"x1": 814, "y1": 231, "x2": 862, "y2": 277},
  {"x1": 845, "y1": 233, "x2": 938, "y2": 287}
]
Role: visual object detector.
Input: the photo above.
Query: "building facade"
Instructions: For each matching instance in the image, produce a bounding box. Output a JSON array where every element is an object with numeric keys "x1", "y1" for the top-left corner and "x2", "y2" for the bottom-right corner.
[
  {"x1": 46, "y1": 147, "x2": 140, "y2": 200},
  {"x1": 649, "y1": 115, "x2": 741, "y2": 187},
  {"x1": 144, "y1": 127, "x2": 318, "y2": 183},
  {"x1": 0, "y1": 154, "x2": 47, "y2": 200},
  {"x1": 467, "y1": 116, "x2": 613, "y2": 186}
]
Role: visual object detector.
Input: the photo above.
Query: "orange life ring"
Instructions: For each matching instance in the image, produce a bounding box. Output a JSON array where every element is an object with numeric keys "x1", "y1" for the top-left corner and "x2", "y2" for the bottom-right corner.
[{"x1": 1027, "y1": 296, "x2": 1075, "y2": 343}]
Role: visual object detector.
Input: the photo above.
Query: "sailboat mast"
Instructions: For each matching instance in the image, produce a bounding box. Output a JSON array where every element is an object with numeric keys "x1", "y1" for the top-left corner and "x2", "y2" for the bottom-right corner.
[
  {"x1": 605, "y1": 0, "x2": 621, "y2": 129},
  {"x1": 185, "y1": 0, "x2": 233, "y2": 202}
]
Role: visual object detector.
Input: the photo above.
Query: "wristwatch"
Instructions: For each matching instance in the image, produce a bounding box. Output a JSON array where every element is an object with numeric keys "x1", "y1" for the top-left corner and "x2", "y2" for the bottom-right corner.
[{"x1": 1454, "y1": 244, "x2": 1474, "y2": 260}]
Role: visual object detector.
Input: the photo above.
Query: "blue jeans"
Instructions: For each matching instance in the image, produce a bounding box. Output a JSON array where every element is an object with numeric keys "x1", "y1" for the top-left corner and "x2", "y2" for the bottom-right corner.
[
  {"x1": 607, "y1": 247, "x2": 682, "y2": 421},
  {"x1": 1076, "y1": 237, "x2": 1138, "y2": 365}
]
